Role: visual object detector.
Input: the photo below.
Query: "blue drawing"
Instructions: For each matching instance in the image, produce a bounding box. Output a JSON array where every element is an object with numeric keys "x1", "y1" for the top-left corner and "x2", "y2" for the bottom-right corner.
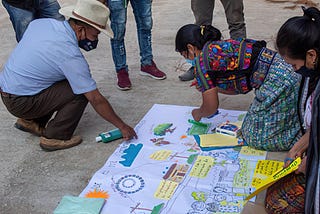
[
  {"x1": 119, "y1": 143, "x2": 143, "y2": 167},
  {"x1": 115, "y1": 174, "x2": 145, "y2": 194}
]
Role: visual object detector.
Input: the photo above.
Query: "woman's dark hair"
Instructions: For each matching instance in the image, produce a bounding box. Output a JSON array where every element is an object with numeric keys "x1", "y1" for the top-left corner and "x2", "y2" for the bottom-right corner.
[
  {"x1": 276, "y1": 6, "x2": 320, "y2": 59},
  {"x1": 175, "y1": 24, "x2": 222, "y2": 52}
]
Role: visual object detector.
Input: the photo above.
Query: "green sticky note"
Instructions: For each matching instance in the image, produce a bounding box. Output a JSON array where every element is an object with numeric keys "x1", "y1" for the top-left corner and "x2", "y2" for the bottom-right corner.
[
  {"x1": 188, "y1": 123, "x2": 210, "y2": 135},
  {"x1": 53, "y1": 196, "x2": 105, "y2": 214}
]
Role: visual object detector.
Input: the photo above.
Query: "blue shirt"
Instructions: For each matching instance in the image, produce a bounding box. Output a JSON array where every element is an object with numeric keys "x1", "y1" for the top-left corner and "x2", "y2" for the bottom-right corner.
[{"x1": 0, "y1": 19, "x2": 96, "y2": 95}]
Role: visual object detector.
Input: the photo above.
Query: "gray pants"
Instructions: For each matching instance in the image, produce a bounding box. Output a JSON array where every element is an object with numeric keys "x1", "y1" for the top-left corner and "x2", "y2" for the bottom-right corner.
[
  {"x1": 191, "y1": 0, "x2": 246, "y2": 39},
  {"x1": 1, "y1": 80, "x2": 88, "y2": 140}
]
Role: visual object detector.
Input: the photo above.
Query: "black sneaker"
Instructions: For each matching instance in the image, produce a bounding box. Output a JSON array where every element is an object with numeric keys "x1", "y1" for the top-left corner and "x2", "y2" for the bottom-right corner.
[{"x1": 179, "y1": 66, "x2": 195, "y2": 81}]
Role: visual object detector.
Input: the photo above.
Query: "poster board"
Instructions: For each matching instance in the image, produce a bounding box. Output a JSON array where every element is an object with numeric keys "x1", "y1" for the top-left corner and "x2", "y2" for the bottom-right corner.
[{"x1": 80, "y1": 104, "x2": 269, "y2": 214}]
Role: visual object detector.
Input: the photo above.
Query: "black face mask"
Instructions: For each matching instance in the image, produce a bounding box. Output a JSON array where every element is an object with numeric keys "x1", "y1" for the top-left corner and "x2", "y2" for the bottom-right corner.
[
  {"x1": 78, "y1": 38, "x2": 98, "y2": 51},
  {"x1": 295, "y1": 65, "x2": 320, "y2": 78}
]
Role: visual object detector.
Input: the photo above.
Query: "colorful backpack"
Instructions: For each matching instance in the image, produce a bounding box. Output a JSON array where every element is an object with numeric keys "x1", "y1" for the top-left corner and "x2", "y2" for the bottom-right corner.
[{"x1": 197, "y1": 39, "x2": 258, "y2": 94}]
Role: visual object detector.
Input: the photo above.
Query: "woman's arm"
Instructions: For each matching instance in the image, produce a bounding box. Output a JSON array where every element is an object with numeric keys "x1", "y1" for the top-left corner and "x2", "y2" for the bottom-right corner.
[
  {"x1": 285, "y1": 130, "x2": 310, "y2": 167},
  {"x1": 192, "y1": 87, "x2": 219, "y2": 121}
]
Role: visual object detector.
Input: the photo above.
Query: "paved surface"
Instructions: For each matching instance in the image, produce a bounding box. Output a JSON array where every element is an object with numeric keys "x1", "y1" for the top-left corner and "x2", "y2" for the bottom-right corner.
[{"x1": 0, "y1": 0, "x2": 318, "y2": 213}]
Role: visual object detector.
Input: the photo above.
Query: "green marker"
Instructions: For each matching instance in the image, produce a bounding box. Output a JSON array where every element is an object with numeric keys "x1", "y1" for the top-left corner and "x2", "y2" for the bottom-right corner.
[
  {"x1": 188, "y1": 119, "x2": 208, "y2": 127},
  {"x1": 96, "y1": 128, "x2": 122, "y2": 143}
]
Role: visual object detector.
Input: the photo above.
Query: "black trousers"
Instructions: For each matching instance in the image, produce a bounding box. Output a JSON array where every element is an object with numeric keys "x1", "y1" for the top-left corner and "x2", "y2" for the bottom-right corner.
[{"x1": 1, "y1": 80, "x2": 88, "y2": 140}]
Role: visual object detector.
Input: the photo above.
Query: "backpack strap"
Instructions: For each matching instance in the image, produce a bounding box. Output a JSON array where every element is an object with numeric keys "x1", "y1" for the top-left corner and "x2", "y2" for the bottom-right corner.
[
  {"x1": 238, "y1": 39, "x2": 253, "y2": 70},
  {"x1": 250, "y1": 47, "x2": 276, "y2": 89}
]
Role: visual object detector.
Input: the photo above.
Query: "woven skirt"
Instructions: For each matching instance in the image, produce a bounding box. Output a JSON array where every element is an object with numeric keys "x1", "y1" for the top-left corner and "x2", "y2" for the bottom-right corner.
[{"x1": 265, "y1": 173, "x2": 305, "y2": 213}]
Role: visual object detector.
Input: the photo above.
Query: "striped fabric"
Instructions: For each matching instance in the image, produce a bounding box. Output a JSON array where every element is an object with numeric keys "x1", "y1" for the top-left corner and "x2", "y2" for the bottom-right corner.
[{"x1": 242, "y1": 48, "x2": 302, "y2": 151}]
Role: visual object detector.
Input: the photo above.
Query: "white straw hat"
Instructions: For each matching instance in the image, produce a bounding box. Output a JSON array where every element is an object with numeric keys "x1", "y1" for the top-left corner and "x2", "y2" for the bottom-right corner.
[{"x1": 59, "y1": 0, "x2": 114, "y2": 38}]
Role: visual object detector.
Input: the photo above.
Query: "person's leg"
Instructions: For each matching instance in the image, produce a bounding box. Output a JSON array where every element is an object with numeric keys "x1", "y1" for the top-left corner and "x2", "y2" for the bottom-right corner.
[
  {"x1": 191, "y1": 0, "x2": 214, "y2": 25},
  {"x1": 40, "y1": 81, "x2": 88, "y2": 140},
  {"x1": 107, "y1": 0, "x2": 128, "y2": 72},
  {"x1": 107, "y1": 0, "x2": 131, "y2": 90},
  {"x1": 1, "y1": 80, "x2": 88, "y2": 140},
  {"x1": 35, "y1": 0, "x2": 64, "y2": 20},
  {"x1": 130, "y1": 0, "x2": 153, "y2": 65},
  {"x1": 2, "y1": 0, "x2": 34, "y2": 42},
  {"x1": 220, "y1": 0, "x2": 246, "y2": 39},
  {"x1": 131, "y1": 0, "x2": 166, "y2": 80}
]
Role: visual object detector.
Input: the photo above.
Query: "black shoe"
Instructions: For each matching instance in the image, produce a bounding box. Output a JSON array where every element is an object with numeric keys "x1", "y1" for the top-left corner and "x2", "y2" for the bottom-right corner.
[{"x1": 179, "y1": 66, "x2": 194, "y2": 81}]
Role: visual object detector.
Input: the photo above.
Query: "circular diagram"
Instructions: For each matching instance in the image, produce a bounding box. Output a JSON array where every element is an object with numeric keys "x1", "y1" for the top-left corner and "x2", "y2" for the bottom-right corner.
[{"x1": 115, "y1": 174, "x2": 145, "y2": 194}]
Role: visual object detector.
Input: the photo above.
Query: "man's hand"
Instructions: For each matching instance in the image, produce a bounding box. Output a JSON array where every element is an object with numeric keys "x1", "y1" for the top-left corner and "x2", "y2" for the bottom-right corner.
[
  {"x1": 119, "y1": 123, "x2": 137, "y2": 141},
  {"x1": 85, "y1": 89, "x2": 137, "y2": 140}
]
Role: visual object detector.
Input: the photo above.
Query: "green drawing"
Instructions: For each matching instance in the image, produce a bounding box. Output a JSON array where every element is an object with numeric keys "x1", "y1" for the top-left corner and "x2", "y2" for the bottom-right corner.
[
  {"x1": 153, "y1": 123, "x2": 175, "y2": 136},
  {"x1": 191, "y1": 191, "x2": 206, "y2": 202},
  {"x1": 151, "y1": 203, "x2": 164, "y2": 214},
  {"x1": 187, "y1": 154, "x2": 198, "y2": 164}
]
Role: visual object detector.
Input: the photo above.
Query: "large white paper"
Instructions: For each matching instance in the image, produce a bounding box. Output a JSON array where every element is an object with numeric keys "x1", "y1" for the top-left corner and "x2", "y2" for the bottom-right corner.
[{"x1": 80, "y1": 104, "x2": 266, "y2": 214}]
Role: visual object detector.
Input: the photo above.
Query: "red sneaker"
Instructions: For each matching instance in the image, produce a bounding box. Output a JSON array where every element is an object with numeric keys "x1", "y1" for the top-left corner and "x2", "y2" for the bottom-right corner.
[
  {"x1": 117, "y1": 69, "x2": 132, "y2": 90},
  {"x1": 140, "y1": 60, "x2": 166, "y2": 80}
]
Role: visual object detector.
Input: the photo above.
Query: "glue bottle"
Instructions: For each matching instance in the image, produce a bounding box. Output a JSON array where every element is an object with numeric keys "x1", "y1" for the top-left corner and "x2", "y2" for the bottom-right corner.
[{"x1": 95, "y1": 128, "x2": 122, "y2": 143}]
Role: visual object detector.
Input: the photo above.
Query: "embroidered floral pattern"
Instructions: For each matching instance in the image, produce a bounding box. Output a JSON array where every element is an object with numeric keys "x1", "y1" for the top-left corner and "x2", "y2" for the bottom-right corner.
[{"x1": 194, "y1": 39, "x2": 255, "y2": 94}]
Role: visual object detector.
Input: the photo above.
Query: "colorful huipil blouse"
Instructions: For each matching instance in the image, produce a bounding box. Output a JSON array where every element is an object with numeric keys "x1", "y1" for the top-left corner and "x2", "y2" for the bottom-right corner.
[
  {"x1": 193, "y1": 38, "x2": 302, "y2": 151},
  {"x1": 194, "y1": 39, "x2": 256, "y2": 94}
]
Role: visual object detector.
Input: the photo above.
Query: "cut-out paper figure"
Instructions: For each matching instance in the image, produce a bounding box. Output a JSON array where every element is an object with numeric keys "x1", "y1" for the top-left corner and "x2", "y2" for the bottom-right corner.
[
  {"x1": 163, "y1": 163, "x2": 189, "y2": 183},
  {"x1": 130, "y1": 202, "x2": 164, "y2": 214},
  {"x1": 150, "y1": 137, "x2": 171, "y2": 146},
  {"x1": 119, "y1": 144, "x2": 143, "y2": 167},
  {"x1": 85, "y1": 189, "x2": 110, "y2": 200},
  {"x1": 153, "y1": 123, "x2": 176, "y2": 136}
]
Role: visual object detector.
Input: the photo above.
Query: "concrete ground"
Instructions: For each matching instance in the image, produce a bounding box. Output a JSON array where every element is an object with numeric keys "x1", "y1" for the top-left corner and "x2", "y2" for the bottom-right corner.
[{"x1": 0, "y1": 0, "x2": 318, "y2": 213}]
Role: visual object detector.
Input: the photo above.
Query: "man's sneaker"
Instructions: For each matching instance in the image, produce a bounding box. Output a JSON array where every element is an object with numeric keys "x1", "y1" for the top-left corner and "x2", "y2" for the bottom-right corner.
[
  {"x1": 40, "y1": 135, "x2": 82, "y2": 151},
  {"x1": 178, "y1": 66, "x2": 195, "y2": 81},
  {"x1": 14, "y1": 118, "x2": 44, "y2": 136},
  {"x1": 140, "y1": 60, "x2": 166, "y2": 80},
  {"x1": 117, "y1": 69, "x2": 132, "y2": 90}
]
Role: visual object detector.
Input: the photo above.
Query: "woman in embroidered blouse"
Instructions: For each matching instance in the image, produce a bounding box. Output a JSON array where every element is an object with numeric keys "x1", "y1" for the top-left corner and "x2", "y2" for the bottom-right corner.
[{"x1": 175, "y1": 24, "x2": 302, "y2": 151}]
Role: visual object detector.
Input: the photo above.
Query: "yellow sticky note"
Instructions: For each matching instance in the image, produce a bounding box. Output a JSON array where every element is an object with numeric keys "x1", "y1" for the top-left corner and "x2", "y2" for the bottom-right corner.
[
  {"x1": 154, "y1": 180, "x2": 179, "y2": 200},
  {"x1": 150, "y1": 150, "x2": 172, "y2": 160},
  {"x1": 189, "y1": 156, "x2": 214, "y2": 178},
  {"x1": 199, "y1": 133, "x2": 238, "y2": 147},
  {"x1": 251, "y1": 160, "x2": 284, "y2": 187},
  {"x1": 240, "y1": 146, "x2": 267, "y2": 157},
  {"x1": 245, "y1": 157, "x2": 301, "y2": 201}
]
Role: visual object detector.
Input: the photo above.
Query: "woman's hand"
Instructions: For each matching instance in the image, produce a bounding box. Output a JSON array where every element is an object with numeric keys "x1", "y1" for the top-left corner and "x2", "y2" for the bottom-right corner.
[
  {"x1": 194, "y1": 88, "x2": 219, "y2": 121},
  {"x1": 192, "y1": 108, "x2": 202, "y2": 121},
  {"x1": 295, "y1": 155, "x2": 307, "y2": 174},
  {"x1": 284, "y1": 131, "x2": 310, "y2": 167}
]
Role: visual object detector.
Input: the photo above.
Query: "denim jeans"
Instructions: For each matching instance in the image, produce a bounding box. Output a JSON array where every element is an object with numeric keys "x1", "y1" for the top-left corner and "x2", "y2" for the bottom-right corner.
[
  {"x1": 2, "y1": 0, "x2": 64, "y2": 42},
  {"x1": 107, "y1": 0, "x2": 153, "y2": 72}
]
